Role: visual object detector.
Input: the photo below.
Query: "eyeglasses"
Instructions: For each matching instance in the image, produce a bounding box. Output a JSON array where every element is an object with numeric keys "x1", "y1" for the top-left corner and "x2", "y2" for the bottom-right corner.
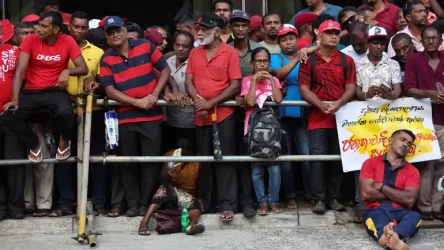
[
  {"x1": 252, "y1": 60, "x2": 270, "y2": 65},
  {"x1": 423, "y1": 36, "x2": 440, "y2": 42}
]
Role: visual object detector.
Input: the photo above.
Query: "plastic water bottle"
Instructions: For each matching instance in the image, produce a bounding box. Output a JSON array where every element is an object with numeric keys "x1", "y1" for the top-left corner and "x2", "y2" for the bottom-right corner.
[{"x1": 181, "y1": 203, "x2": 190, "y2": 233}]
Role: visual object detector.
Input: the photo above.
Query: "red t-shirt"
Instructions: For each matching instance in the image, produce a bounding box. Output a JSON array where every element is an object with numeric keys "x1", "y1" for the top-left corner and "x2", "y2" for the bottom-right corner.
[
  {"x1": 186, "y1": 41, "x2": 242, "y2": 126},
  {"x1": 19, "y1": 34, "x2": 81, "y2": 90},
  {"x1": 298, "y1": 50, "x2": 357, "y2": 130},
  {"x1": 0, "y1": 44, "x2": 19, "y2": 112},
  {"x1": 298, "y1": 37, "x2": 313, "y2": 50},
  {"x1": 360, "y1": 155, "x2": 420, "y2": 209}
]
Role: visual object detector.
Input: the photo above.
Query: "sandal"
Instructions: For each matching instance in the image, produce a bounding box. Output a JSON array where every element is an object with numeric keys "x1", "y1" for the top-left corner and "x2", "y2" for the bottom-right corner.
[
  {"x1": 28, "y1": 144, "x2": 43, "y2": 163},
  {"x1": 219, "y1": 211, "x2": 234, "y2": 221},
  {"x1": 432, "y1": 211, "x2": 444, "y2": 220},
  {"x1": 257, "y1": 204, "x2": 268, "y2": 216},
  {"x1": 287, "y1": 199, "x2": 298, "y2": 209},
  {"x1": 32, "y1": 209, "x2": 50, "y2": 217},
  {"x1": 56, "y1": 141, "x2": 71, "y2": 161},
  {"x1": 49, "y1": 207, "x2": 73, "y2": 217},
  {"x1": 270, "y1": 203, "x2": 283, "y2": 214},
  {"x1": 421, "y1": 212, "x2": 434, "y2": 221},
  {"x1": 186, "y1": 224, "x2": 205, "y2": 235},
  {"x1": 96, "y1": 208, "x2": 108, "y2": 217},
  {"x1": 138, "y1": 225, "x2": 150, "y2": 236},
  {"x1": 108, "y1": 206, "x2": 122, "y2": 217},
  {"x1": 353, "y1": 207, "x2": 365, "y2": 224}
]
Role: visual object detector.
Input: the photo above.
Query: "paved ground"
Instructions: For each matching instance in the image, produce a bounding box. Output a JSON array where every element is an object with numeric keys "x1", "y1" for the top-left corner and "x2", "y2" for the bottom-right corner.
[
  {"x1": 1, "y1": 201, "x2": 444, "y2": 249},
  {"x1": 1, "y1": 226, "x2": 444, "y2": 250}
]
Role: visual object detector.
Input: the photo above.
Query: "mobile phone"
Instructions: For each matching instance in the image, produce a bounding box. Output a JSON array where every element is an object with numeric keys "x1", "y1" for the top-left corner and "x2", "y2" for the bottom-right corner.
[{"x1": 437, "y1": 82, "x2": 444, "y2": 91}]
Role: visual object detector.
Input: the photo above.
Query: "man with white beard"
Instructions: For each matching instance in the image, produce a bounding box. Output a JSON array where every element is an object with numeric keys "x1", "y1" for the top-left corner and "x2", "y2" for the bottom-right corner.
[{"x1": 185, "y1": 13, "x2": 242, "y2": 222}]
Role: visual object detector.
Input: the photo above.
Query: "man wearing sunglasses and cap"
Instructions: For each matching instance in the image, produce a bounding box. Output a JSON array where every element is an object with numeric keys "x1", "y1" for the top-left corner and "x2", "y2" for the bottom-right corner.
[
  {"x1": 185, "y1": 13, "x2": 242, "y2": 222},
  {"x1": 100, "y1": 16, "x2": 171, "y2": 217},
  {"x1": 299, "y1": 20, "x2": 357, "y2": 215}
]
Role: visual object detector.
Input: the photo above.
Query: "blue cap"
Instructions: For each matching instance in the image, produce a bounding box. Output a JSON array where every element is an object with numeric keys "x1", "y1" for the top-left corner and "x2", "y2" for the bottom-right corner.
[{"x1": 103, "y1": 16, "x2": 125, "y2": 31}]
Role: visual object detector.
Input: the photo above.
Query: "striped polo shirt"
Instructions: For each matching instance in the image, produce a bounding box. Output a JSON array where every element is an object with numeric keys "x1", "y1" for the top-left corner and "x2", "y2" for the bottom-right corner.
[{"x1": 100, "y1": 39, "x2": 168, "y2": 124}]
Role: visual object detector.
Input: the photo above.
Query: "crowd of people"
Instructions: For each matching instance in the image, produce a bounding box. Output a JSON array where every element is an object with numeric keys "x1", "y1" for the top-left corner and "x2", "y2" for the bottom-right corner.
[{"x1": 1, "y1": 0, "x2": 444, "y2": 248}]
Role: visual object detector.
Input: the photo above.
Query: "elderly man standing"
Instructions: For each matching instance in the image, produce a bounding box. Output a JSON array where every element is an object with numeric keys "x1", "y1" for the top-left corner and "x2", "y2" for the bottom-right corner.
[
  {"x1": 185, "y1": 13, "x2": 241, "y2": 221},
  {"x1": 100, "y1": 16, "x2": 171, "y2": 217}
]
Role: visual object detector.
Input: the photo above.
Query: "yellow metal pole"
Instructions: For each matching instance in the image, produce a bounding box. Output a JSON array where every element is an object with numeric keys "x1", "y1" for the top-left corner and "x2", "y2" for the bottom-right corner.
[
  {"x1": 77, "y1": 92, "x2": 93, "y2": 243},
  {"x1": 76, "y1": 77, "x2": 84, "y2": 216}
]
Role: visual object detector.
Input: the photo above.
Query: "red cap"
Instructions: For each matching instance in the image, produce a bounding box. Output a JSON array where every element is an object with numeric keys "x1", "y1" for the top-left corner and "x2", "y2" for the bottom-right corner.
[
  {"x1": 0, "y1": 19, "x2": 14, "y2": 43},
  {"x1": 277, "y1": 25, "x2": 299, "y2": 37},
  {"x1": 294, "y1": 13, "x2": 318, "y2": 28},
  {"x1": 98, "y1": 16, "x2": 128, "y2": 30},
  {"x1": 195, "y1": 17, "x2": 202, "y2": 29},
  {"x1": 250, "y1": 15, "x2": 262, "y2": 31},
  {"x1": 318, "y1": 20, "x2": 341, "y2": 33},
  {"x1": 144, "y1": 29, "x2": 162, "y2": 46},
  {"x1": 22, "y1": 14, "x2": 40, "y2": 23}
]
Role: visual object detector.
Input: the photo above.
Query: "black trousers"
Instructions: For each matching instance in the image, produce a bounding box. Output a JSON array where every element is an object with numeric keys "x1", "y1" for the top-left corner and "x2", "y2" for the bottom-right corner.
[
  {"x1": 309, "y1": 128, "x2": 344, "y2": 203},
  {"x1": 235, "y1": 122, "x2": 253, "y2": 207},
  {"x1": 0, "y1": 119, "x2": 26, "y2": 215},
  {"x1": 197, "y1": 113, "x2": 238, "y2": 212},
  {"x1": 4, "y1": 88, "x2": 74, "y2": 149},
  {"x1": 161, "y1": 125, "x2": 196, "y2": 154},
  {"x1": 119, "y1": 120, "x2": 162, "y2": 208},
  {"x1": 55, "y1": 110, "x2": 108, "y2": 209}
]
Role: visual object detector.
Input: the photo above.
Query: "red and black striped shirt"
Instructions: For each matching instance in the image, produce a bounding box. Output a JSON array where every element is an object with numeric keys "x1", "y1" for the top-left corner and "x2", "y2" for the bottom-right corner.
[{"x1": 100, "y1": 39, "x2": 167, "y2": 124}]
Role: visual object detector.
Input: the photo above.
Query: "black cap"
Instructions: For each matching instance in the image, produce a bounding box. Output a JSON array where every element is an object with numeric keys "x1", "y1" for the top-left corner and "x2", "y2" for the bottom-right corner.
[
  {"x1": 195, "y1": 13, "x2": 224, "y2": 28},
  {"x1": 87, "y1": 28, "x2": 107, "y2": 47},
  {"x1": 231, "y1": 10, "x2": 250, "y2": 21}
]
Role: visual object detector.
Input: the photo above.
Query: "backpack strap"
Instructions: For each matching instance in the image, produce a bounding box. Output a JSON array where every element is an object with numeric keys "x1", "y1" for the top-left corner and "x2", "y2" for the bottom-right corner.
[
  {"x1": 309, "y1": 53, "x2": 316, "y2": 80},
  {"x1": 276, "y1": 53, "x2": 285, "y2": 67},
  {"x1": 339, "y1": 52, "x2": 347, "y2": 83}
]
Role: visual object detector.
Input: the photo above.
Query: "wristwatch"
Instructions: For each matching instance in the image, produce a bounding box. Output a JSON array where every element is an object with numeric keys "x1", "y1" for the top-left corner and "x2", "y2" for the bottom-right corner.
[{"x1": 379, "y1": 184, "x2": 385, "y2": 192}]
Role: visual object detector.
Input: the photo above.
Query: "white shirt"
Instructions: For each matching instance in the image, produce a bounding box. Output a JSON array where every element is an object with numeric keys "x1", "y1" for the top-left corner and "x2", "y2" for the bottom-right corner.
[
  {"x1": 356, "y1": 54, "x2": 402, "y2": 99},
  {"x1": 341, "y1": 45, "x2": 388, "y2": 62}
]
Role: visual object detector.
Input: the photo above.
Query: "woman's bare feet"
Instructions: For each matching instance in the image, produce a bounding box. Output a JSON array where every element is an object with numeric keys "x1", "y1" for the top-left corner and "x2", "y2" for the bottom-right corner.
[{"x1": 138, "y1": 221, "x2": 150, "y2": 236}]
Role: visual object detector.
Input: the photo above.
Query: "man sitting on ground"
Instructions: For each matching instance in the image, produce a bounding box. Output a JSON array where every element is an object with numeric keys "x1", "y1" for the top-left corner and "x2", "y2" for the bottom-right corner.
[{"x1": 360, "y1": 129, "x2": 421, "y2": 250}]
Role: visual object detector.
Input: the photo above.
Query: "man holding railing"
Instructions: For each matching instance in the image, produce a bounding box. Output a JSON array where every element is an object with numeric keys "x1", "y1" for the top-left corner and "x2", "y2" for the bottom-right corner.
[
  {"x1": 100, "y1": 16, "x2": 171, "y2": 217},
  {"x1": 299, "y1": 20, "x2": 357, "y2": 215},
  {"x1": 185, "y1": 13, "x2": 241, "y2": 221}
]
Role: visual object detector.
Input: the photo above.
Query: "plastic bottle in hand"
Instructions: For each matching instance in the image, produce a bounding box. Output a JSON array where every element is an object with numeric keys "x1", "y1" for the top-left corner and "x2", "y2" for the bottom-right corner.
[{"x1": 181, "y1": 203, "x2": 190, "y2": 233}]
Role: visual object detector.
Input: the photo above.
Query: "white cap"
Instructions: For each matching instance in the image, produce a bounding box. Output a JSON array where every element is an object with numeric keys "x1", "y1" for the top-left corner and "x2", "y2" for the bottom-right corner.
[
  {"x1": 283, "y1": 24, "x2": 296, "y2": 29},
  {"x1": 367, "y1": 26, "x2": 389, "y2": 41},
  {"x1": 89, "y1": 19, "x2": 100, "y2": 29}
]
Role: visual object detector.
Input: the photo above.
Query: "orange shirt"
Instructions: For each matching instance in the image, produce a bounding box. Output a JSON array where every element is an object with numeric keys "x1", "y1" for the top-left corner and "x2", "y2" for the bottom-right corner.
[{"x1": 186, "y1": 41, "x2": 242, "y2": 126}]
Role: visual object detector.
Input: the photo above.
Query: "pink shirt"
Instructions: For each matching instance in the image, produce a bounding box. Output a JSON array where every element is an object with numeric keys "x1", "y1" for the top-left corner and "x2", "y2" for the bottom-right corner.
[{"x1": 241, "y1": 75, "x2": 282, "y2": 135}]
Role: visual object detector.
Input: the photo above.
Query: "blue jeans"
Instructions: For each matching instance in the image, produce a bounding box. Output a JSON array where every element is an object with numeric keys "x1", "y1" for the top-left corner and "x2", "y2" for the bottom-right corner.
[
  {"x1": 251, "y1": 163, "x2": 281, "y2": 205},
  {"x1": 354, "y1": 171, "x2": 365, "y2": 209},
  {"x1": 280, "y1": 117, "x2": 310, "y2": 198}
]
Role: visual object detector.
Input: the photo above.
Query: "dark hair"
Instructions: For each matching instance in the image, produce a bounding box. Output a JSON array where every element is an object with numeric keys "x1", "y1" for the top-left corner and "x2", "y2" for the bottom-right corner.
[
  {"x1": 391, "y1": 129, "x2": 416, "y2": 142},
  {"x1": 40, "y1": 11, "x2": 63, "y2": 29},
  {"x1": 312, "y1": 14, "x2": 335, "y2": 31},
  {"x1": 126, "y1": 22, "x2": 144, "y2": 39},
  {"x1": 349, "y1": 20, "x2": 368, "y2": 35},
  {"x1": 177, "y1": 17, "x2": 194, "y2": 27},
  {"x1": 70, "y1": 11, "x2": 88, "y2": 23},
  {"x1": 212, "y1": 0, "x2": 233, "y2": 12},
  {"x1": 357, "y1": 6, "x2": 374, "y2": 18},
  {"x1": 262, "y1": 12, "x2": 282, "y2": 25},
  {"x1": 174, "y1": 31, "x2": 194, "y2": 47},
  {"x1": 431, "y1": 19, "x2": 444, "y2": 34},
  {"x1": 391, "y1": 33, "x2": 412, "y2": 45},
  {"x1": 338, "y1": 6, "x2": 358, "y2": 23},
  {"x1": 403, "y1": 0, "x2": 424, "y2": 18},
  {"x1": 14, "y1": 22, "x2": 34, "y2": 36},
  {"x1": 421, "y1": 25, "x2": 442, "y2": 39},
  {"x1": 250, "y1": 47, "x2": 271, "y2": 62}
]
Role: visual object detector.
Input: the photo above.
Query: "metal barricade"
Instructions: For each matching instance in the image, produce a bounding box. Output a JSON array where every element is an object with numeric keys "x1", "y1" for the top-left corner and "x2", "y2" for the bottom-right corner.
[{"x1": 1, "y1": 98, "x2": 440, "y2": 247}]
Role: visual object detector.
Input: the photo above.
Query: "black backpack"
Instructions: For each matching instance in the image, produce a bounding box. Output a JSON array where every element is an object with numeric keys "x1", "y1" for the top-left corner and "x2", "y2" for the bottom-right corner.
[{"x1": 247, "y1": 107, "x2": 283, "y2": 159}]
